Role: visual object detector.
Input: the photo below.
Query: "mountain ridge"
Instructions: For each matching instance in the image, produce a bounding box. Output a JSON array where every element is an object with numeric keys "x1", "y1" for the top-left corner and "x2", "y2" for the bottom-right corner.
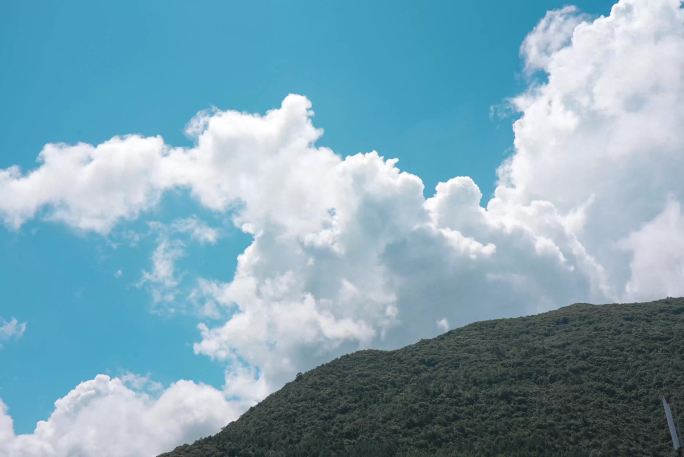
[{"x1": 161, "y1": 298, "x2": 684, "y2": 456}]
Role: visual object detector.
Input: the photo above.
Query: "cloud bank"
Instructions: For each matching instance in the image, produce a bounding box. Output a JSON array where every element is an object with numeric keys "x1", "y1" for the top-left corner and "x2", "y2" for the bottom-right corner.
[
  {"x1": 2, "y1": 0, "x2": 684, "y2": 454},
  {"x1": 0, "y1": 375, "x2": 240, "y2": 457}
]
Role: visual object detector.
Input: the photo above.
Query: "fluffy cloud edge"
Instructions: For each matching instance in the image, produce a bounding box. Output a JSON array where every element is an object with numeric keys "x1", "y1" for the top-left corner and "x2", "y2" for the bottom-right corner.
[{"x1": 0, "y1": 374, "x2": 242, "y2": 457}]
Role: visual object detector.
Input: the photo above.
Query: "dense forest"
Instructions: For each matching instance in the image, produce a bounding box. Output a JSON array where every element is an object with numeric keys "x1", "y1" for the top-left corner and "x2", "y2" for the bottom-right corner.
[{"x1": 161, "y1": 298, "x2": 684, "y2": 456}]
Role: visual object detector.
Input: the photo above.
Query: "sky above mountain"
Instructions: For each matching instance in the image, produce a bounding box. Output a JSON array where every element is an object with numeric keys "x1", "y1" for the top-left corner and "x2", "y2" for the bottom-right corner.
[{"x1": 2, "y1": 0, "x2": 683, "y2": 455}]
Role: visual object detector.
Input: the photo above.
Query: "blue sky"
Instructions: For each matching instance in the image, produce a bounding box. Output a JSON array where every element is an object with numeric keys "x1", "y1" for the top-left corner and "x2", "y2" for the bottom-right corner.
[
  {"x1": 5, "y1": 1, "x2": 683, "y2": 455},
  {"x1": 0, "y1": 0, "x2": 614, "y2": 435}
]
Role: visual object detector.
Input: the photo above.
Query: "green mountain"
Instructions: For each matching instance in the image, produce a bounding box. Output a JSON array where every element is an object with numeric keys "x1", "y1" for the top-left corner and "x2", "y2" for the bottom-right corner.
[{"x1": 161, "y1": 298, "x2": 684, "y2": 456}]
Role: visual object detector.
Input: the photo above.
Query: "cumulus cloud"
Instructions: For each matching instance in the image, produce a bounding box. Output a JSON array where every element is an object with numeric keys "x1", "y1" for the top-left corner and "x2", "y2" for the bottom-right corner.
[
  {"x1": 158, "y1": 0, "x2": 684, "y2": 397},
  {"x1": 0, "y1": 96, "x2": 331, "y2": 235},
  {"x1": 0, "y1": 375, "x2": 240, "y2": 457},
  {"x1": 619, "y1": 199, "x2": 684, "y2": 300},
  {"x1": 1, "y1": 0, "x2": 684, "y2": 453},
  {"x1": 500, "y1": 0, "x2": 684, "y2": 300},
  {"x1": 520, "y1": 5, "x2": 589, "y2": 74},
  {"x1": 186, "y1": 102, "x2": 608, "y2": 388},
  {"x1": 0, "y1": 136, "x2": 168, "y2": 233},
  {"x1": 0, "y1": 317, "x2": 27, "y2": 346}
]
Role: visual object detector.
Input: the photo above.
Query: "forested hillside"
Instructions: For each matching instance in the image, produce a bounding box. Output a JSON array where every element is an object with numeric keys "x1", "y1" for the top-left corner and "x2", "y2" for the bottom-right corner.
[{"x1": 161, "y1": 298, "x2": 684, "y2": 456}]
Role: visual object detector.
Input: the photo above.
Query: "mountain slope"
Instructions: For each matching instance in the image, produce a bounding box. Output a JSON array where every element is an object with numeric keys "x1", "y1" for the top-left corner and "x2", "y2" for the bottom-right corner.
[{"x1": 161, "y1": 298, "x2": 684, "y2": 456}]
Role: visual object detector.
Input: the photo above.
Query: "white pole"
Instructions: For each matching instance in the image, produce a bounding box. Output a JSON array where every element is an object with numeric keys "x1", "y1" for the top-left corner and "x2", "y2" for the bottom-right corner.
[{"x1": 663, "y1": 397, "x2": 682, "y2": 452}]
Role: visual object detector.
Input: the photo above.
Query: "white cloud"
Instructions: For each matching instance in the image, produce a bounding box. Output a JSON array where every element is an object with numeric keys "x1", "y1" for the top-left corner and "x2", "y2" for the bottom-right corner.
[
  {"x1": 0, "y1": 136, "x2": 169, "y2": 233},
  {"x1": 162, "y1": 0, "x2": 684, "y2": 400},
  {"x1": 139, "y1": 218, "x2": 221, "y2": 312},
  {"x1": 1, "y1": 0, "x2": 684, "y2": 452},
  {"x1": 0, "y1": 95, "x2": 333, "y2": 235},
  {"x1": 520, "y1": 5, "x2": 589, "y2": 74},
  {"x1": 191, "y1": 140, "x2": 606, "y2": 391},
  {"x1": 119, "y1": 373, "x2": 164, "y2": 393},
  {"x1": 619, "y1": 199, "x2": 684, "y2": 300},
  {"x1": 0, "y1": 317, "x2": 26, "y2": 346},
  {"x1": 172, "y1": 217, "x2": 219, "y2": 245},
  {"x1": 499, "y1": 0, "x2": 684, "y2": 300},
  {"x1": 0, "y1": 375, "x2": 240, "y2": 457},
  {"x1": 140, "y1": 238, "x2": 185, "y2": 306}
]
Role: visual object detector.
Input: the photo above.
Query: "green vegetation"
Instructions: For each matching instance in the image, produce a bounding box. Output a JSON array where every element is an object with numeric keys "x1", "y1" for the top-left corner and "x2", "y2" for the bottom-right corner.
[{"x1": 161, "y1": 298, "x2": 684, "y2": 456}]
